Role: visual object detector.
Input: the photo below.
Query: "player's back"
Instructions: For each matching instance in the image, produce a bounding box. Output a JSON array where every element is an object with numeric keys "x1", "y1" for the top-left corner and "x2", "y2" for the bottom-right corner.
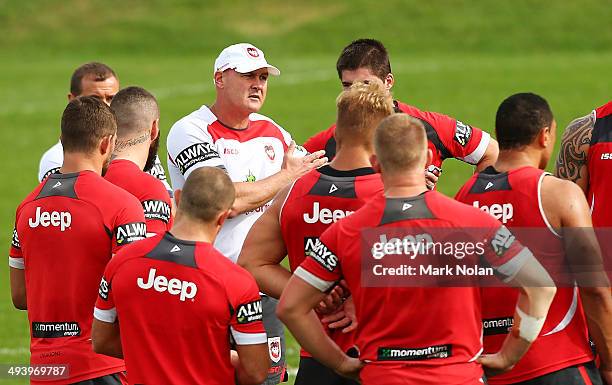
[
  {"x1": 587, "y1": 102, "x2": 612, "y2": 227},
  {"x1": 456, "y1": 166, "x2": 592, "y2": 384},
  {"x1": 99, "y1": 233, "x2": 266, "y2": 385},
  {"x1": 11, "y1": 171, "x2": 146, "y2": 383},
  {"x1": 104, "y1": 159, "x2": 173, "y2": 236},
  {"x1": 299, "y1": 190, "x2": 529, "y2": 384}
]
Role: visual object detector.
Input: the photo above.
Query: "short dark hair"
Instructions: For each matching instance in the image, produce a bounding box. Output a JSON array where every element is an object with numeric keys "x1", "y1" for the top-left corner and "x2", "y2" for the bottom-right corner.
[
  {"x1": 336, "y1": 39, "x2": 392, "y2": 80},
  {"x1": 179, "y1": 167, "x2": 235, "y2": 222},
  {"x1": 110, "y1": 86, "x2": 160, "y2": 139},
  {"x1": 495, "y1": 93, "x2": 554, "y2": 150},
  {"x1": 61, "y1": 96, "x2": 117, "y2": 153},
  {"x1": 70, "y1": 62, "x2": 117, "y2": 96}
]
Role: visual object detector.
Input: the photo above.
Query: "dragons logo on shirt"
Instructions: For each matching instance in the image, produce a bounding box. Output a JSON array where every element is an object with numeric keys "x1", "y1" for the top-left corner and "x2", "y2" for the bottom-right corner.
[
  {"x1": 247, "y1": 47, "x2": 260, "y2": 58},
  {"x1": 264, "y1": 145, "x2": 275, "y2": 161}
]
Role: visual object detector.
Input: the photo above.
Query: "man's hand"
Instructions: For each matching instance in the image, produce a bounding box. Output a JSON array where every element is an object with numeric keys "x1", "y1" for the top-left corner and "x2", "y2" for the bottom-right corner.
[
  {"x1": 282, "y1": 141, "x2": 327, "y2": 180},
  {"x1": 335, "y1": 356, "x2": 364, "y2": 382},
  {"x1": 315, "y1": 284, "x2": 346, "y2": 315},
  {"x1": 477, "y1": 352, "x2": 515, "y2": 377},
  {"x1": 425, "y1": 165, "x2": 441, "y2": 190},
  {"x1": 322, "y1": 296, "x2": 357, "y2": 333}
]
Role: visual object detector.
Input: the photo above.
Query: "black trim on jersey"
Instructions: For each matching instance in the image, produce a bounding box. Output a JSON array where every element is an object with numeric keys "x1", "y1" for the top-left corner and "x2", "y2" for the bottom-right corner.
[
  {"x1": 308, "y1": 173, "x2": 358, "y2": 198},
  {"x1": 468, "y1": 166, "x2": 512, "y2": 194},
  {"x1": 422, "y1": 118, "x2": 453, "y2": 160},
  {"x1": 146, "y1": 232, "x2": 197, "y2": 268},
  {"x1": 317, "y1": 165, "x2": 375, "y2": 177},
  {"x1": 380, "y1": 193, "x2": 434, "y2": 225},
  {"x1": 35, "y1": 173, "x2": 78, "y2": 200},
  {"x1": 590, "y1": 115, "x2": 612, "y2": 145}
]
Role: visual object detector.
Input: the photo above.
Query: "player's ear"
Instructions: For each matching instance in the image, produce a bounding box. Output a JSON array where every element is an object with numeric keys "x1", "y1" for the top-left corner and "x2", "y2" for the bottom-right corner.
[
  {"x1": 217, "y1": 208, "x2": 232, "y2": 228},
  {"x1": 151, "y1": 119, "x2": 160, "y2": 141},
  {"x1": 384, "y1": 73, "x2": 395, "y2": 90},
  {"x1": 99, "y1": 134, "x2": 115, "y2": 157},
  {"x1": 174, "y1": 189, "x2": 182, "y2": 207},
  {"x1": 370, "y1": 154, "x2": 381, "y2": 173},
  {"x1": 426, "y1": 148, "x2": 433, "y2": 165},
  {"x1": 213, "y1": 71, "x2": 224, "y2": 89},
  {"x1": 538, "y1": 126, "x2": 550, "y2": 148},
  {"x1": 67, "y1": 93, "x2": 76, "y2": 101}
]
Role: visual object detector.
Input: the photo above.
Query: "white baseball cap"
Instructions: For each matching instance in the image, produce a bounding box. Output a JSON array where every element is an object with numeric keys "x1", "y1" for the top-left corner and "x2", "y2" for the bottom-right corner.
[{"x1": 213, "y1": 43, "x2": 280, "y2": 76}]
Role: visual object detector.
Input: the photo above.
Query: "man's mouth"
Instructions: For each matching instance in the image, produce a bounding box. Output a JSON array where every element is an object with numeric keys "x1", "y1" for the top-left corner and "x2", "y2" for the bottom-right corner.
[{"x1": 248, "y1": 94, "x2": 261, "y2": 101}]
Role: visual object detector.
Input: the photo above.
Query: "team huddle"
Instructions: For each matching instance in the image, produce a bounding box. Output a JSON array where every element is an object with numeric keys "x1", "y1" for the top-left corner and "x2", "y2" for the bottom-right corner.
[{"x1": 8, "y1": 39, "x2": 612, "y2": 385}]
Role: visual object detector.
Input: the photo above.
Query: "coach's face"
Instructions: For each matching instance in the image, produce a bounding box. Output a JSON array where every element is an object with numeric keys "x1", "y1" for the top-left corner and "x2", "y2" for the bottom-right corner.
[
  {"x1": 221, "y1": 68, "x2": 268, "y2": 114},
  {"x1": 341, "y1": 67, "x2": 394, "y2": 91},
  {"x1": 71, "y1": 75, "x2": 120, "y2": 106}
]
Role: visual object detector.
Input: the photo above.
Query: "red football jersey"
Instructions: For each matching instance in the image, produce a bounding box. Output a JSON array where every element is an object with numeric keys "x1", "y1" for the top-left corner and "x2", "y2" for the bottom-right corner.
[
  {"x1": 455, "y1": 166, "x2": 593, "y2": 383},
  {"x1": 280, "y1": 165, "x2": 383, "y2": 356},
  {"x1": 9, "y1": 171, "x2": 146, "y2": 384},
  {"x1": 94, "y1": 232, "x2": 267, "y2": 385},
  {"x1": 105, "y1": 159, "x2": 173, "y2": 236},
  {"x1": 588, "y1": 101, "x2": 612, "y2": 227},
  {"x1": 304, "y1": 101, "x2": 490, "y2": 170},
  {"x1": 295, "y1": 190, "x2": 531, "y2": 384}
]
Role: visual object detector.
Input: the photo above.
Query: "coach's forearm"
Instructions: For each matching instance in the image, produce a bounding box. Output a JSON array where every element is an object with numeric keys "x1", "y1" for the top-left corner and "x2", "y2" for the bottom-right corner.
[
  {"x1": 580, "y1": 287, "x2": 612, "y2": 369},
  {"x1": 232, "y1": 170, "x2": 293, "y2": 215}
]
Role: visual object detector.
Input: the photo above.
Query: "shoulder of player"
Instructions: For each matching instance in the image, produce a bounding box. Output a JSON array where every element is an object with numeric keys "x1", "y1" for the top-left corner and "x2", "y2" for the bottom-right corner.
[
  {"x1": 541, "y1": 174, "x2": 585, "y2": 210},
  {"x1": 108, "y1": 235, "x2": 163, "y2": 274},
  {"x1": 396, "y1": 100, "x2": 453, "y2": 123},
  {"x1": 454, "y1": 173, "x2": 479, "y2": 199},
  {"x1": 429, "y1": 191, "x2": 498, "y2": 226},
  {"x1": 79, "y1": 173, "x2": 143, "y2": 213},
  {"x1": 168, "y1": 106, "x2": 217, "y2": 141},
  {"x1": 197, "y1": 246, "x2": 255, "y2": 285},
  {"x1": 249, "y1": 113, "x2": 291, "y2": 139}
]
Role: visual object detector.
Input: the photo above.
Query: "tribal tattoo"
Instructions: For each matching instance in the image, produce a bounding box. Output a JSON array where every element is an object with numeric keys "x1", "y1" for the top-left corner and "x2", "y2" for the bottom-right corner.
[{"x1": 555, "y1": 112, "x2": 594, "y2": 187}]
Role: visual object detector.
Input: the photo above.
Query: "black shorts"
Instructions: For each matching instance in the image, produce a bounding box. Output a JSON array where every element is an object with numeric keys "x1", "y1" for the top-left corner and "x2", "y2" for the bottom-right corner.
[
  {"x1": 295, "y1": 356, "x2": 360, "y2": 385},
  {"x1": 71, "y1": 372, "x2": 125, "y2": 385},
  {"x1": 509, "y1": 361, "x2": 602, "y2": 385}
]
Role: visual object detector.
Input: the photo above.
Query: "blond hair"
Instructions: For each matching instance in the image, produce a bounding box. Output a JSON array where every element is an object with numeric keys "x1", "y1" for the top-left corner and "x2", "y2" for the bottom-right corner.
[
  {"x1": 335, "y1": 80, "x2": 394, "y2": 148},
  {"x1": 179, "y1": 167, "x2": 235, "y2": 222},
  {"x1": 374, "y1": 114, "x2": 427, "y2": 173}
]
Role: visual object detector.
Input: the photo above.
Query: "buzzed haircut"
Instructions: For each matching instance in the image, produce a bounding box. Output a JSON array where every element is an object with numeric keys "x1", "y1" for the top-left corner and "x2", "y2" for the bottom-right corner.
[
  {"x1": 70, "y1": 62, "x2": 117, "y2": 96},
  {"x1": 179, "y1": 167, "x2": 235, "y2": 223},
  {"x1": 495, "y1": 93, "x2": 554, "y2": 150},
  {"x1": 374, "y1": 114, "x2": 427, "y2": 173},
  {"x1": 61, "y1": 96, "x2": 117, "y2": 153},
  {"x1": 336, "y1": 39, "x2": 392, "y2": 80},
  {"x1": 110, "y1": 86, "x2": 160, "y2": 139},
  {"x1": 335, "y1": 80, "x2": 394, "y2": 147}
]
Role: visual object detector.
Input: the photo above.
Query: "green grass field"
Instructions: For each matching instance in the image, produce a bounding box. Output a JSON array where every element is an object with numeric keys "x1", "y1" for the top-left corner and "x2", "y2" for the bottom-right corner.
[{"x1": 1, "y1": 1, "x2": 610, "y2": 383}]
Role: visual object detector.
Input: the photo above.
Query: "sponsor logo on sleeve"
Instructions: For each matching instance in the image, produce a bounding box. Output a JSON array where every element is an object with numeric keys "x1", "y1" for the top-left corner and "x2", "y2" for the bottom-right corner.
[
  {"x1": 268, "y1": 336, "x2": 282, "y2": 363},
  {"x1": 377, "y1": 344, "x2": 452, "y2": 361},
  {"x1": 175, "y1": 143, "x2": 220, "y2": 175},
  {"x1": 147, "y1": 162, "x2": 167, "y2": 182},
  {"x1": 11, "y1": 227, "x2": 20, "y2": 249},
  {"x1": 454, "y1": 120, "x2": 472, "y2": 147},
  {"x1": 305, "y1": 237, "x2": 338, "y2": 272},
  {"x1": 32, "y1": 322, "x2": 81, "y2": 338},
  {"x1": 115, "y1": 222, "x2": 147, "y2": 246},
  {"x1": 490, "y1": 225, "x2": 516, "y2": 256},
  {"x1": 142, "y1": 200, "x2": 171, "y2": 223},
  {"x1": 99, "y1": 277, "x2": 110, "y2": 300},
  {"x1": 236, "y1": 299, "x2": 263, "y2": 324}
]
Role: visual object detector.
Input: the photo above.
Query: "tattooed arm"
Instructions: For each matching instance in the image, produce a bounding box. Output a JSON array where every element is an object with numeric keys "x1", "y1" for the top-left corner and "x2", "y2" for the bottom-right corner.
[{"x1": 555, "y1": 112, "x2": 596, "y2": 194}]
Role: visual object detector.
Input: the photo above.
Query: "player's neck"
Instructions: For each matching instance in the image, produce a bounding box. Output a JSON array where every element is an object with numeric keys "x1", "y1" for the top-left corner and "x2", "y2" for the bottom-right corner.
[
  {"x1": 170, "y1": 217, "x2": 216, "y2": 244},
  {"x1": 330, "y1": 146, "x2": 373, "y2": 171},
  {"x1": 60, "y1": 152, "x2": 103, "y2": 175},
  {"x1": 494, "y1": 149, "x2": 543, "y2": 172},
  {"x1": 209, "y1": 101, "x2": 250, "y2": 129},
  {"x1": 382, "y1": 170, "x2": 428, "y2": 198},
  {"x1": 112, "y1": 146, "x2": 147, "y2": 171}
]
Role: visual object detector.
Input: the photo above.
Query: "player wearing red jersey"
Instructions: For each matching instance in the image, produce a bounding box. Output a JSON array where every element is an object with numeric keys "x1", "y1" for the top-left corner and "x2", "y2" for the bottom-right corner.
[
  {"x1": 239, "y1": 81, "x2": 393, "y2": 385},
  {"x1": 9, "y1": 96, "x2": 146, "y2": 384},
  {"x1": 92, "y1": 167, "x2": 269, "y2": 385},
  {"x1": 303, "y1": 39, "x2": 499, "y2": 189},
  {"x1": 278, "y1": 114, "x2": 557, "y2": 385},
  {"x1": 106, "y1": 87, "x2": 173, "y2": 236},
  {"x1": 456, "y1": 93, "x2": 612, "y2": 384}
]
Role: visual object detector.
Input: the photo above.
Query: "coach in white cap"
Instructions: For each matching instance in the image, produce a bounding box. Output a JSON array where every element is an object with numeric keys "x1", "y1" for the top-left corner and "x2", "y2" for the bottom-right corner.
[{"x1": 167, "y1": 43, "x2": 326, "y2": 384}]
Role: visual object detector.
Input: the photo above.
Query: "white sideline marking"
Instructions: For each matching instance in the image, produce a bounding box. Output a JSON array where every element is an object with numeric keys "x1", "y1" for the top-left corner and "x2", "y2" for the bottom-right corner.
[{"x1": 0, "y1": 347, "x2": 29, "y2": 355}]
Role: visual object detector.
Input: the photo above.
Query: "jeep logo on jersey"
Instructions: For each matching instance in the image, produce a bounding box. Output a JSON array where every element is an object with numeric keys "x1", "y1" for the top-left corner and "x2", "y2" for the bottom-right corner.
[
  {"x1": 264, "y1": 144, "x2": 275, "y2": 160},
  {"x1": 491, "y1": 225, "x2": 516, "y2": 256},
  {"x1": 247, "y1": 47, "x2": 260, "y2": 58},
  {"x1": 175, "y1": 143, "x2": 220, "y2": 175},
  {"x1": 305, "y1": 238, "x2": 338, "y2": 272},
  {"x1": 142, "y1": 200, "x2": 171, "y2": 223},
  {"x1": 236, "y1": 300, "x2": 263, "y2": 324},
  {"x1": 28, "y1": 207, "x2": 72, "y2": 231},
  {"x1": 137, "y1": 268, "x2": 197, "y2": 302},
  {"x1": 11, "y1": 228, "x2": 20, "y2": 249},
  {"x1": 115, "y1": 222, "x2": 147, "y2": 245},
  {"x1": 98, "y1": 277, "x2": 110, "y2": 300},
  {"x1": 454, "y1": 120, "x2": 472, "y2": 147},
  {"x1": 303, "y1": 202, "x2": 354, "y2": 224},
  {"x1": 473, "y1": 201, "x2": 514, "y2": 224}
]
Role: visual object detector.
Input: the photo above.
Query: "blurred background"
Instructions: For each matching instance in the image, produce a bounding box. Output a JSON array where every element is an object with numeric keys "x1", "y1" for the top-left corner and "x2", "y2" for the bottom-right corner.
[{"x1": 0, "y1": 0, "x2": 610, "y2": 383}]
